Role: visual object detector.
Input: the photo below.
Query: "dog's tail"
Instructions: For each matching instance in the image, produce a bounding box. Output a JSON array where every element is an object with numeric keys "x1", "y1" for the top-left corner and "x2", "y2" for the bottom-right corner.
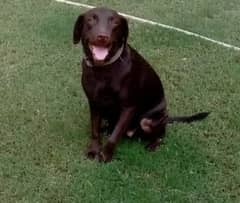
[{"x1": 167, "y1": 112, "x2": 210, "y2": 124}]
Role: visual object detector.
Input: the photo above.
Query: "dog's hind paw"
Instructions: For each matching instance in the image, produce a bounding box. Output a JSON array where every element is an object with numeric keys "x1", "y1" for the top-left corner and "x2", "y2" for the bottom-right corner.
[{"x1": 145, "y1": 138, "x2": 163, "y2": 151}]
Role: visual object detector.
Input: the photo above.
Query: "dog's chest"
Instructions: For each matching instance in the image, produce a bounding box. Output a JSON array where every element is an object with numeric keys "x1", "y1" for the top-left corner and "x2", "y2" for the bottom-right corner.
[{"x1": 82, "y1": 70, "x2": 122, "y2": 108}]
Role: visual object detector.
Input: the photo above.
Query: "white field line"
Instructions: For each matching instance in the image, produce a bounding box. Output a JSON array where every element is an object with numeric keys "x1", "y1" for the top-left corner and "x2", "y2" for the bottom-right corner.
[{"x1": 55, "y1": 0, "x2": 240, "y2": 51}]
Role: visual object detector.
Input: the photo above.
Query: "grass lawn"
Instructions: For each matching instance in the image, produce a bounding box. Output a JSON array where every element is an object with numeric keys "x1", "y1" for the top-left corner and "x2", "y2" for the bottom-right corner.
[{"x1": 0, "y1": 0, "x2": 240, "y2": 202}]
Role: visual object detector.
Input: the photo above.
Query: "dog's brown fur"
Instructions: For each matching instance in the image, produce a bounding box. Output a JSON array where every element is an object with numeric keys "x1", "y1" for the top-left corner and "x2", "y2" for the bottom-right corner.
[{"x1": 73, "y1": 7, "x2": 209, "y2": 162}]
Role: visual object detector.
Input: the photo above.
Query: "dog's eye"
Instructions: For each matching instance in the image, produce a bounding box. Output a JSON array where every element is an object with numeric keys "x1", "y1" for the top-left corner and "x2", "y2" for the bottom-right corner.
[
  {"x1": 92, "y1": 14, "x2": 98, "y2": 20},
  {"x1": 109, "y1": 16, "x2": 114, "y2": 22},
  {"x1": 87, "y1": 14, "x2": 98, "y2": 23},
  {"x1": 109, "y1": 16, "x2": 119, "y2": 26}
]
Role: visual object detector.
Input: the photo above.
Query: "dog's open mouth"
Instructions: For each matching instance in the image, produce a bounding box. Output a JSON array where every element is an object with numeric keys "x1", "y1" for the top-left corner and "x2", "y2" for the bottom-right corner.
[{"x1": 89, "y1": 45, "x2": 111, "y2": 62}]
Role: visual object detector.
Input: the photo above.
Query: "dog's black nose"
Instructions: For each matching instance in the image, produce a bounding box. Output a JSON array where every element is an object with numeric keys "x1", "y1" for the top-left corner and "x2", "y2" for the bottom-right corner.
[{"x1": 96, "y1": 35, "x2": 110, "y2": 43}]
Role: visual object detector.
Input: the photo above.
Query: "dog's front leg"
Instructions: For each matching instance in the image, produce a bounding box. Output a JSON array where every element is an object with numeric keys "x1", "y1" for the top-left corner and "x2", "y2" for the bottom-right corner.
[
  {"x1": 98, "y1": 107, "x2": 135, "y2": 162},
  {"x1": 86, "y1": 106, "x2": 102, "y2": 159}
]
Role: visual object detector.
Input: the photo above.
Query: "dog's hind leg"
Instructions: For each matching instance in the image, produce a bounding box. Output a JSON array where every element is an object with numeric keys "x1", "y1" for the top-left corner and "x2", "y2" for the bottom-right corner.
[
  {"x1": 140, "y1": 115, "x2": 167, "y2": 151},
  {"x1": 144, "y1": 126, "x2": 165, "y2": 151},
  {"x1": 140, "y1": 101, "x2": 168, "y2": 151}
]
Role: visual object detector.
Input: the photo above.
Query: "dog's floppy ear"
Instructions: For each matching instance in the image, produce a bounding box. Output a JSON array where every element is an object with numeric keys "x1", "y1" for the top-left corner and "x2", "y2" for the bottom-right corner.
[
  {"x1": 120, "y1": 16, "x2": 129, "y2": 44},
  {"x1": 73, "y1": 14, "x2": 84, "y2": 44}
]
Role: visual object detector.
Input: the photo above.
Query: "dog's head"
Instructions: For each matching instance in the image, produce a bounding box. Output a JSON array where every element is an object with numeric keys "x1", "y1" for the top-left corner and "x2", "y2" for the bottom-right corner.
[{"x1": 73, "y1": 7, "x2": 129, "y2": 66}]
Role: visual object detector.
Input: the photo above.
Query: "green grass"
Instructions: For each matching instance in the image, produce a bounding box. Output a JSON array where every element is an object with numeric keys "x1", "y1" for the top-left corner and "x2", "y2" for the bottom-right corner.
[{"x1": 0, "y1": 0, "x2": 240, "y2": 202}]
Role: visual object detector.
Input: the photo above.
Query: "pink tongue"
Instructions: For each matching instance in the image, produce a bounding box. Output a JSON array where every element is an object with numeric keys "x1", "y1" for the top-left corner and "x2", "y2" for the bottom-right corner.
[{"x1": 92, "y1": 46, "x2": 109, "y2": 60}]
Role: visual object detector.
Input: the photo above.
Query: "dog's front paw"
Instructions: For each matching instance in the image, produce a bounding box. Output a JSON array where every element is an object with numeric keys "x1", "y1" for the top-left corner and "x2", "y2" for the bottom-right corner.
[
  {"x1": 85, "y1": 140, "x2": 101, "y2": 160},
  {"x1": 97, "y1": 142, "x2": 115, "y2": 163},
  {"x1": 97, "y1": 150, "x2": 113, "y2": 163}
]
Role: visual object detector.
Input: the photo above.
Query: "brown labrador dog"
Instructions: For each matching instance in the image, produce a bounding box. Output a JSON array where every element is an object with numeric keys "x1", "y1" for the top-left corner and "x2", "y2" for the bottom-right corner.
[{"x1": 73, "y1": 7, "x2": 209, "y2": 162}]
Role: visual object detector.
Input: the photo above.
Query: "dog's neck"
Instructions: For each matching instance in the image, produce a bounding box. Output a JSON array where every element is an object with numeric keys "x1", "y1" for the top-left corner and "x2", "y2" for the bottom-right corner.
[{"x1": 84, "y1": 45, "x2": 124, "y2": 67}]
